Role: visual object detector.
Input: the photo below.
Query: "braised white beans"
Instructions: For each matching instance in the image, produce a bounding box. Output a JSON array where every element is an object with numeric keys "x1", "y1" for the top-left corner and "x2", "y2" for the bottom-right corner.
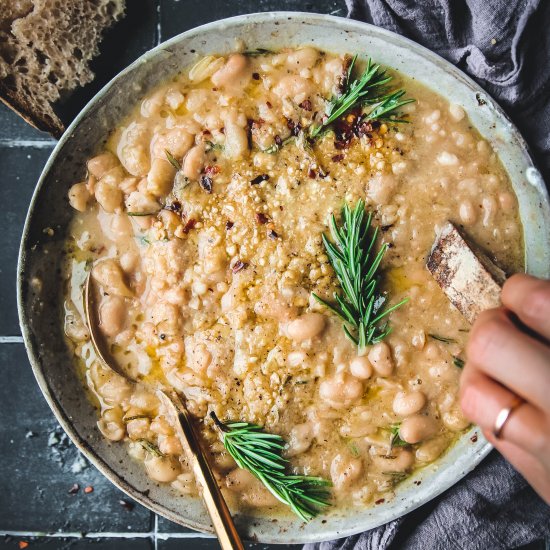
[{"x1": 63, "y1": 47, "x2": 524, "y2": 517}]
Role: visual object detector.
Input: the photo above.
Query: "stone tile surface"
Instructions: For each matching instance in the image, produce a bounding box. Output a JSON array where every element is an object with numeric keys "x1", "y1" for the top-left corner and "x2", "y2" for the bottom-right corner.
[
  {"x1": 0, "y1": 146, "x2": 54, "y2": 336},
  {"x1": 0, "y1": 344, "x2": 153, "y2": 533}
]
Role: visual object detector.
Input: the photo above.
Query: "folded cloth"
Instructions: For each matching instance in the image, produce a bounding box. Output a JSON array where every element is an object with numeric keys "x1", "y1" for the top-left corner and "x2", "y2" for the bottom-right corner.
[
  {"x1": 304, "y1": 1, "x2": 550, "y2": 549},
  {"x1": 344, "y1": 0, "x2": 550, "y2": 184}
]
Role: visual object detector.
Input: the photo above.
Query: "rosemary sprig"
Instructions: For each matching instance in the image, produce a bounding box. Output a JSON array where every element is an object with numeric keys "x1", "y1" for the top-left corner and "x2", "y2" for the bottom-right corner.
[
  {"x1": 309, "y1": 55, "x2": 414, "y2": 138},
  {"x1": 210, "y1": 412, "x2": 331, "y2": 522},
  {"x1": 312, "y1": 200, "x2": 408, "y2": 353}
]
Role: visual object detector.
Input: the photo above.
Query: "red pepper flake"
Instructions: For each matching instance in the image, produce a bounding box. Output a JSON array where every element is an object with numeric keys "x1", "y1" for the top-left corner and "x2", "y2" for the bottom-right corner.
[
  {"x1": 307, "y1": 168, "x2": 317, "y2": 179},
  {"x1": 19, "y1": 542, "x2": 29, "y2": 549},
  {"x1": 204, "y1": 165, "x2": 220, "y2": 177},
  {"x1": 267, "y1": 229, "x2": 279, "y2": 240},
  {"x1": 299, "y1": 99, "x2": 312, "y2": 111},
  {"x1": 285, "y1": 117, "x2": 302, "y2": 136},
  {"x1": 119, "y1": 499, "x2": 135, "y2": 511},
  {"x1": 84, "y1": 486, "x2": 94, "y2": 494},
  {"x1": 255, "y1": 212, "x2": 269, "y2": 224},
  {"x1": 225, "y1": 220, "x2": 234, "y2": 230},
  {"x1": 68, "y1": 483, "x2": 80, "y2": 495},
  {"x1": 164, "y1": 200, "x2": 182, "y2": 214},
  {"x1": 232, "y1": 260, "x2": 248, "y2": 274},
  {"x1": 250, "y1": 174, "x2": 269, "y2": 185},
  {"x1": 375, "y1": 498, "x2": 385, "y2": 505},
  {"x1": 266, "y1": 100, "x2": 272, "y2": 109},
  {"x1": 331, "y1": 154, "x2": 344, "y2": 162},
  {"x1": 470, "y1": 433, "x2": 478, "y2": 443},
  {"x1": 199, "y1": 175, "x2": 213, "y2": 193},
  {"x1": 183, "y1": 218, "x2": 197, "y2": 233},
  {"x1": 252, "y1": 72, "x2": 260, "y2": 80}
]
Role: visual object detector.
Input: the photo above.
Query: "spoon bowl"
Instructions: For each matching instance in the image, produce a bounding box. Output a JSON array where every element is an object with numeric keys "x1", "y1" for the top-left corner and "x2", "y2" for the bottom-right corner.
[{"x1": 84, "y1": 271, "x2": 244, "y2": 550}]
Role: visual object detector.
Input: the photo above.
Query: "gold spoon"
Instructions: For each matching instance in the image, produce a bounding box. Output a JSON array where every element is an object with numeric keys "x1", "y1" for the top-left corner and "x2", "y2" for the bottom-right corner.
[{"x1": 84, "y1": 272, "x2": 244, "y2": 550}]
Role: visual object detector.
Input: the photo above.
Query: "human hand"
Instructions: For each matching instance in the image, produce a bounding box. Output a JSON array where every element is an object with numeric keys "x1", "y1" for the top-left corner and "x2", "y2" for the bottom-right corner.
[{"x1": 459, "y1": 274, "x2": 550, "y2": 504}]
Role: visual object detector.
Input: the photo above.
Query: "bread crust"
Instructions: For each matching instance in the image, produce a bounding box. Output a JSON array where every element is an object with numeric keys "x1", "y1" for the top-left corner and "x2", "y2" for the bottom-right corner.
[{"x1": 0, "y1": 0, "x2": 126, "y2": 137}]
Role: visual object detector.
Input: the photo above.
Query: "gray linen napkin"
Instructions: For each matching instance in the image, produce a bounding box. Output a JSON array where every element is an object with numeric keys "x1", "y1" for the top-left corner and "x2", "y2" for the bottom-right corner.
[
  {"x1": 345, "y1": 0, "x2": 550, "y2": 183},
  {"x1": 305, "y1": 1, "x2": 550, "y2": 548}
]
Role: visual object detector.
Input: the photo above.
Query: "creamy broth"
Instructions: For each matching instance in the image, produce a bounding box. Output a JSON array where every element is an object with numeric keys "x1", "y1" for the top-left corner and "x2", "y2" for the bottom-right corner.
[{"x1": 63, "y1": 48, "x2": 523, "y2": 516}]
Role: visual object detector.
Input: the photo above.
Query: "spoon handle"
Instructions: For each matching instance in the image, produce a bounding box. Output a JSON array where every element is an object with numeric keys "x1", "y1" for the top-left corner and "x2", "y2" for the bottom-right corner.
[{"x1": 166, "y1": 394, "x2": 244, "y2": 550}]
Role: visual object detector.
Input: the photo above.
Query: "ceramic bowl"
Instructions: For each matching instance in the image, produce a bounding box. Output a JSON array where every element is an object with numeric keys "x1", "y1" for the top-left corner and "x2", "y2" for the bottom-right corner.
[{"x1": 17, "y1": 12, "x2": 550, "y2": 544}]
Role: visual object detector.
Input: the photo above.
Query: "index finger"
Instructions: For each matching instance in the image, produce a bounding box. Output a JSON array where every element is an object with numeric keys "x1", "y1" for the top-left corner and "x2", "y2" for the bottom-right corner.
[{"x1": 502, "y1": 274, "x2": 550, "y2": 342}]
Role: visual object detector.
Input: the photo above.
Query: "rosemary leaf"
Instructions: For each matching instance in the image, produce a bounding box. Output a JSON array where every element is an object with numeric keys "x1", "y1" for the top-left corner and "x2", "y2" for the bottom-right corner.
[
  {"x1": 127, "y1": 211, "x2": 159, "y2": 217},
  {"x1": 211, "y1": 412, "x2": 331, "y2": 522},
  {"x1": 138, "y1": 439, "x2": 163, "y2": 457},
  {"x1": 243, "y1": 48, "x2": 274, "y2": 57},
  {"x1": 453, "y1": 356, "x2": 465, "y2": 369},
  {"x1": 388, "y1": 423, "x2": 408, "y2": 451},
  {"x1": 428, "y1": 334, "x2": 456, "y2": 344},
  {"x1": 313, "y1": 200, "x2": 408, "y2": 353},
  {"x1": 124, "y1": 415, "x2": 150, "y2": 422},
  {"x1": 164, "y1": 149, "x2": 182, "y2": 170}
]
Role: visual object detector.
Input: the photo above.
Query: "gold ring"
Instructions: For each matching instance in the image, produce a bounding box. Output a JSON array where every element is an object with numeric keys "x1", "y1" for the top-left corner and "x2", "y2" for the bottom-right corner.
[{"x1": 493, "y1": 395, "x2": 524, "y2": 439}]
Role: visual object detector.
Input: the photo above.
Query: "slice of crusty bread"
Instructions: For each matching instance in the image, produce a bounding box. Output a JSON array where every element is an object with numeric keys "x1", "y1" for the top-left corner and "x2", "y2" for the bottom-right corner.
[{"x1": 0, "y1": 0, "x2": 125, "y2": 137}]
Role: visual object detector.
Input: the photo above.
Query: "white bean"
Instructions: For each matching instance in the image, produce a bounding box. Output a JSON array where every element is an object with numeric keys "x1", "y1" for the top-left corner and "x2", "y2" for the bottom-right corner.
[
  {"x1": 372, "y1": 447, "x2": 414, "y2": 472},
  {"x1": 286, "y1": 313, "x2": 326, "y2": 341},
  {"x1": 319, "y1": 372, "x2": 363, "y2": 409},
  {"x1": 449, "y1": 103, "x2": 465, "y2": 121},
  {"x1": 285, "y1": 422, "x2": 314, "y2": 457},
  {"x1": 330, "y1": 453, "x2": 363, "y2": 490},
  {"x1": 211, "y1": 54, "x2": 249, "y2": 88},
  {"x1": 392, "y1": 390, "x2": 426, "y2": 416},
  {"x1": 368, "y1": 342, "x2": 395, "y2": 376},
  {"x1": 68, "y1": 182, "x2": 90, "y2": 212},
  {"x1": 99, "y1": 296, "x2": 126, "y2": 337},
  {"x1": 126, "y1": 417, "x2": 150, "y2": 440},
  {"x1": 437, "y1": 151, "x2": 459, "y2": 166},
  {"x1": 399, "y1": 415, "x2": 438, "y2": 444},
  {"x1": 442, "y1": 408, "x2": 470, "y2": 432},
  {"x1": 350, "y1": 356, "x2": 373, "y2": 380},
  {"x1": 182, "y1": 144, "x2": 205, "y2": 180},
  {"x1": 87, "y1": 152, "x2": 119, "y2": 179},
  {"x1": 97, "y1": 407, "x2": 125, "y2": 441},
  {"x1": 459, "y1": 200, "x2": 477, "y2": 225},
  {"x1": 92, "y1": 259, "x2": 133, "y2": 297},
  {"x1": 147, "y1": 157, "x2": 176, "y2": 197},
  {"x1": 144, "y1": 454, "x2": 181, "y2": 482},
  {"x1": 95, "y1": 180, "x2": 123, "y2": 213},
  {"x1": 224, "y1": 120, "x2": 249, "y2": 160},
  {"x1": 415, "y1": 436, "x2": 448, "y2": 462},
  {"x1": 287, "y1": 47, "x2": 319, "y2": 69},
  {"x1": 366, "y1": 173, "x2": 397, "y2": 205},
  {"x1": 125, "y1": 190, "x2": 160, "y2": 215},
  {"x1": 117, "y1": 122, "x2": 151, "y2": 177}
]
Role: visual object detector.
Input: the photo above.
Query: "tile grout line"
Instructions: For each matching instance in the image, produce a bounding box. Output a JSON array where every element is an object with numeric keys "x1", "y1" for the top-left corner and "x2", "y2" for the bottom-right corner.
[
  {"x1": 0, "y1": 336, "x2": 24, "y2": 343},
  {"x1": 155, "y1": 0, "x2": 162, "y2": 46},
  {"x1": 0, "y1": 138, "x2": 57, "y2": 148},
  {"x1": 0, "y1": 530, "x2": 215, "y2": 540}
]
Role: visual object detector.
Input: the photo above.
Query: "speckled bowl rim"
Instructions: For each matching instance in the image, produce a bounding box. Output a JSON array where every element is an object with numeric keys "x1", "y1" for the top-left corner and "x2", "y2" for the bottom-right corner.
[{"x1": 17, "y1": 11, "x2": 550, "y2": 545}]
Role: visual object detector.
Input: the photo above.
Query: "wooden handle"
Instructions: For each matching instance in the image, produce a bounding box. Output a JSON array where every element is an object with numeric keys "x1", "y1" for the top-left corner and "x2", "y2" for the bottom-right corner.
[{"x1": 161, "y1": 392, "x2": 244, "y2": 550}]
